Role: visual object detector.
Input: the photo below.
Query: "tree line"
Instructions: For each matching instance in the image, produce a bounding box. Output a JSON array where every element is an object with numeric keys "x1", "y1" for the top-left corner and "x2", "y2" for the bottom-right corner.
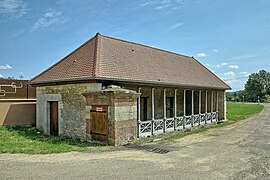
[{"x1": 227, "y1": 70, "x2": 270, "y2": 103}]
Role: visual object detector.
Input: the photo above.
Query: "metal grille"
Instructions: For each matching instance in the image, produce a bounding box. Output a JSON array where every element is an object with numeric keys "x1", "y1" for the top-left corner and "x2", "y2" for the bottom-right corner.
[{"x1": 125, "y1": 144, "x2": 170, "y2": 154}]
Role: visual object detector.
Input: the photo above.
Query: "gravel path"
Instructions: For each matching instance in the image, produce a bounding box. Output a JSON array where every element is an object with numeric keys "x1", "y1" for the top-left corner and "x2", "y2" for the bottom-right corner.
[{"x1": 0, "y1": 104, "x2": 269, "y2": 180}]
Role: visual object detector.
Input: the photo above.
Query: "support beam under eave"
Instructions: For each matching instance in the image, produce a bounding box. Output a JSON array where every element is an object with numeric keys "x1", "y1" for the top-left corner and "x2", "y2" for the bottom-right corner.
[
  {"x1": 224, "y1": 91, "x2": 227, "y2": 120},
  {"x1": 137, "y1": 87, "x2": 141, "y2": 137},
  {"x1": 199, "y1": 90, "x2": 202, "y2": 125},
  {"x1": 205, "y1": 90, "x2": 208, "y2": 124},
  {"x1": 199, "y1": 90, "x2": 202, "y2": 114},
  {"x1": 163, "y1": 88, "x2": 166, "y2": 133},
  {"x1": 205, "y1": 90, "x2": 208, "y2": 113},
  {"x1": 183, "y1": 89, "x2": 186, "y2": 116},
  {"x1": 183, "y1": 89, "x2": 186, "y2": 129},
  {"x1": 174, "y1": 89, "x2": 177, "y2": 130},
  {"x1": 137, "y1": 87, "x2": 141, "y2": 122},
  {"x1": 216, "y1": 91, "x2": 219, "y2": 112},
  {"x1": 151, "y1": 88, "x2": 155, "y2": 135},
  {"x1": 191, "y1": 90, "x2": 194, "y2": 127},
  {"x1": 216, "y1": 91, "x2": 219, "y2": 121},
  {"x1": 211, "y1": 91, "x2": 214, "y2": 122}
]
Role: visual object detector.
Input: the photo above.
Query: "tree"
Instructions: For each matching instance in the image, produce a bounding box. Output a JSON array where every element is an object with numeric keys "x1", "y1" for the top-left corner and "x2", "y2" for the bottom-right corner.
[{"x1": 244, "y1": 70, "x2": 270, "y2": 102}]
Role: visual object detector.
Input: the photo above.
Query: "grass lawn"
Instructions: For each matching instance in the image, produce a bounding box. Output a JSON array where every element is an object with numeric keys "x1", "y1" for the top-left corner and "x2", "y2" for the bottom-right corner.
[
  {"x1": 0, "y1": 103, "x2": 264, "y2": 154},
  {"x1": 0, "y1": 126, "x2": 106, "y2": 154},
  {"x1": 136, "y1": 102, "x2": 264, "y2": 143},
  {"x1": 227, "y1": 102, "x2": 264, "y2": 121}
]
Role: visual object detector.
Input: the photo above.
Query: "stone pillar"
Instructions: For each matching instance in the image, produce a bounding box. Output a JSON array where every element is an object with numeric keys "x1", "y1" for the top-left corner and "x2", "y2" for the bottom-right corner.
[{"x1": 83, "y1": 85, "x2": 139, "y2": 146}]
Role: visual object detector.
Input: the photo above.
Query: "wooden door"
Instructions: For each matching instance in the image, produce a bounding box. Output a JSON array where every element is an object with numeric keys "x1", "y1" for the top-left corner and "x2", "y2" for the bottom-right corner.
[
  {"x1": 50, "y1": 101, "x2": 58, "y2": 136},
  {"x1": 90, "y1": 106, "x2": 108, "y2": 142}
]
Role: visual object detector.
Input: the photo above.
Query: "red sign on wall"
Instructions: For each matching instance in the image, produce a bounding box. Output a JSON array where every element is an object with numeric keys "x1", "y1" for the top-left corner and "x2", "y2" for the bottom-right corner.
[{"x1": 95, "y1": 107, "x2": 103, "y2": 111}]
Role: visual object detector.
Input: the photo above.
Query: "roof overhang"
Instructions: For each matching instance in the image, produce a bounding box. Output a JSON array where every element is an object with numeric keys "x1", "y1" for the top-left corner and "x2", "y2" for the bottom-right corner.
[{"x1": 29, "y1": 76, "x2": 231, "y2": 90}]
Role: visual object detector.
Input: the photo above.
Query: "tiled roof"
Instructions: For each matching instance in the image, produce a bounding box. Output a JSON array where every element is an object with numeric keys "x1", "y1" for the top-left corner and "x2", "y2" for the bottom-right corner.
[{"x1": 30, "y1": 33, "x2": 230, "y2": 90}]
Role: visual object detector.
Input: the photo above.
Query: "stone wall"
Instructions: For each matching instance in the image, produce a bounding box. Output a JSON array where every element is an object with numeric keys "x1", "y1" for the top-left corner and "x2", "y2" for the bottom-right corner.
[
  {"x1": 36, "y1": 82, "x2": 226, "y2": 144},
  {"x1": 83, "y1": 86, "x2": 138, "y2": 145},
  {"x1": 36, "y1": 83, "x2": 102, "y2": 139}
]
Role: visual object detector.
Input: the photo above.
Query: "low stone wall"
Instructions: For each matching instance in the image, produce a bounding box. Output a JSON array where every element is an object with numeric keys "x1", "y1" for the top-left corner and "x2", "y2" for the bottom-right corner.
[{"x1": 0, "y1": 100, "x2": 36, "y2": 126}]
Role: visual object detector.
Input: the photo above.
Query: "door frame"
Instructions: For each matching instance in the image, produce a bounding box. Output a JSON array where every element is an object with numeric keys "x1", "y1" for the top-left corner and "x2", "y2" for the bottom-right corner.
[
  {"x1": 44, "y1": 94, "x2": 63, "y2": 136},
  {"x1": 49, "y1": 101, "x2": 59, "y2": 136}
]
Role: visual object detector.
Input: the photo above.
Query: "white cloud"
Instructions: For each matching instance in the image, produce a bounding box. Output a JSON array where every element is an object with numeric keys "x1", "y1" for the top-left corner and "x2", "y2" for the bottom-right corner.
[
  {"x1": 220, "y1": 62, "x2": 228, "y2": 67},
  {"x1": 0, "y1": 74, "x2": 3, "y2": 78},
  {"x1": 0, "y1": 64, "x2": 12, "y2": 69},
  {"x1": 228, "y1": 65, "x2": 239, "y2": 69},
  {"x1": 141, "y1": 0, "x2": 188, "y2": 10},
  {"x1": 197, "y1": 53, "x2": 207, "y2": 57},
  {"x1": 240, "y1": 71, "x2": 247, "y2": 74},
  {"x1": 0, "y1": 0, "x2": 28, "y2": 18},
  {"x1": 32, "y1": 9, "x2": 68, "y2": 30},
  {"x1": 206, "y1": 62, "x2": 228, "y2": 68},
  {"x1": 223, "y1": 71, "x2": 235, "y2": 78},
  {"x1": 168, "y1": 22, "x2": 184, "y2": 30},
  {"x1": 222, "y1": 71, "x2": 238, "y2": 87},
  {"x1": 225, "y1": 79, "x2": 241, "y2": 87},
  {"x1": 227, "y1": 54, "x2": 260, "y2": 61},
  {"x1": 213, "y1": 49, "x2": 218, "y2": 52},
  {"x1": 140, "y1": 2, "x2": 150, "y2": 6}
]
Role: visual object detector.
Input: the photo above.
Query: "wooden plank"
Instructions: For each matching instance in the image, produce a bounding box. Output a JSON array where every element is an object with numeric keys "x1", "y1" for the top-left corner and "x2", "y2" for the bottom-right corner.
[
  {"x1": 50, "y1": 101, "x2": 58, "y2": 136},
  {"x1": 90, "y1": 105, "x2": 108, "y2": 142}
]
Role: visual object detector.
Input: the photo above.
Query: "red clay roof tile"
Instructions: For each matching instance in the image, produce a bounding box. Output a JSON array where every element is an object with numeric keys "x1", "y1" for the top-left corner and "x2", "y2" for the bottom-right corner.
[{"x1": 30, "y1": 33, "x2": 230, "y2": 90}]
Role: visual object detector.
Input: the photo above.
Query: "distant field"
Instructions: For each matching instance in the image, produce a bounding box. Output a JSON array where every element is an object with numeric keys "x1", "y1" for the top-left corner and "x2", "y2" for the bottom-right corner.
[{"x1": 227, "y1": 102, "x2": 264, "y2": 121}]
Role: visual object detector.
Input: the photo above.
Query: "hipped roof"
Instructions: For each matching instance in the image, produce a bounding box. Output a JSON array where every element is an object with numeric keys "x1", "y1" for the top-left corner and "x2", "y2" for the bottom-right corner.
[{"x1": 30, "y1": 33, "x2": 230, "y2": 90}]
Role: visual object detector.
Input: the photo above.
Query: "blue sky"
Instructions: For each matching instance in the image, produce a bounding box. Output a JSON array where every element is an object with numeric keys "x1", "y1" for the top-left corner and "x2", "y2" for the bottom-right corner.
[{"x1": 0, "y1": 0, "x2": 270, "y2": 91}]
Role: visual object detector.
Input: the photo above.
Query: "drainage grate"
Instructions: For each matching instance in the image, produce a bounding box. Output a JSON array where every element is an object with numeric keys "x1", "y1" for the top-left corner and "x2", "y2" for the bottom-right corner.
[{"x1": 124, "y1": 144, "x2": 170, "y2": 154}]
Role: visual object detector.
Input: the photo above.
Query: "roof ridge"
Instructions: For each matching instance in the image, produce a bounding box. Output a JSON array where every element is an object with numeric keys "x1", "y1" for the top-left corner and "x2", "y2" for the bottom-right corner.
[
  {"x1": 100, "y1": 34, "x2": 192, "y2": 59},
  {"x1": 92, "y1": 33, "x2": 101, "y2": 77},
  {"x1": 30, "y1": 34, "x2": 97, "y2": 83}
]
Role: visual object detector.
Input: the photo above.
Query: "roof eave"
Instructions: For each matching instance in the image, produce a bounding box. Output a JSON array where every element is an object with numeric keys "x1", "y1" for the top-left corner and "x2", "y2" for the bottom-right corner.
[{"x1": 30, "y1": 76, "x2": 231, "y2": 90}]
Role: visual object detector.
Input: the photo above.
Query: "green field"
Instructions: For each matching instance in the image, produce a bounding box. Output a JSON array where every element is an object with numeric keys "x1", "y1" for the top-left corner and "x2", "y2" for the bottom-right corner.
[
  {"x1": 0, "y1": 126, "x2": 106, "y2": 154},
  {"x1": 227, "y1": 102, "x2": 264, "y2": 121}
]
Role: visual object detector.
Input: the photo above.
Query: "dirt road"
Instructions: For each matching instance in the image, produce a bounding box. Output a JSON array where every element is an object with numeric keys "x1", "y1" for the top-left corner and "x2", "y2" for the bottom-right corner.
[{"x1": 0, "y1": 104, "x2": 269, "y2": 180}]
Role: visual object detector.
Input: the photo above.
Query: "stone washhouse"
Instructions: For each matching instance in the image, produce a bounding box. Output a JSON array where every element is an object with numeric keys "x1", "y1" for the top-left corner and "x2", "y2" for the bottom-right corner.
[{"x1": 30, "y1": 33, "x2": 231, "y2": 145}]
